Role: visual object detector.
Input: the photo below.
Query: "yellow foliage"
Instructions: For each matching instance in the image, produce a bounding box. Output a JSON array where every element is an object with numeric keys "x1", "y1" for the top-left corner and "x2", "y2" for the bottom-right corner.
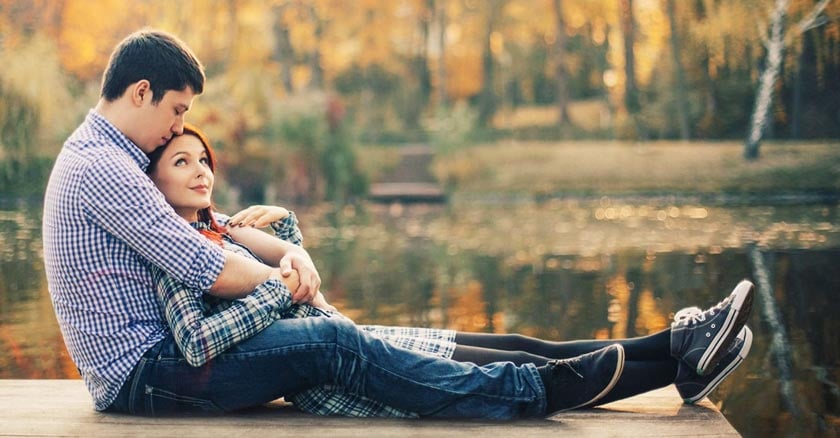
[{"x1": 58, "y1": 0, "x2": 146, "y2": 81}]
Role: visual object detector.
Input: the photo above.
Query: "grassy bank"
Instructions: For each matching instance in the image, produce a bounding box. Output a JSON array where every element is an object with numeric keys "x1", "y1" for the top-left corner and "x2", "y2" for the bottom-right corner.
[{"x1": 417, "y1": 141, "x2": 840, "y2": 198}]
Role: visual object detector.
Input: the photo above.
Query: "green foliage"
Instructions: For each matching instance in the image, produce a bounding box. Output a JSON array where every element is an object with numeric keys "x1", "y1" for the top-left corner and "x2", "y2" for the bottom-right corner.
[
  {"x1": 334, "y1": 62, "x2": 433, "y2": 143},
  {"x1": 426, "y1": 104, "x2": 479, "y2": 156},
  {"x1": 0, "y1": 156, "x2": 54, "y2": 195},
  {"x1": 0, "y1": 81, "x2": 39, "y2": 159},
  {"x1": 264, "y1": 105, "x2": 367, "y2": 206}
]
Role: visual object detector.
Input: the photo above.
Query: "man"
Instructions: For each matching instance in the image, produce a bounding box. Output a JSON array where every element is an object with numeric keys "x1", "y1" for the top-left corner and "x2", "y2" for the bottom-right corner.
[{"x1": 44, "y1": 29, "x2": 719, "y2": 419}]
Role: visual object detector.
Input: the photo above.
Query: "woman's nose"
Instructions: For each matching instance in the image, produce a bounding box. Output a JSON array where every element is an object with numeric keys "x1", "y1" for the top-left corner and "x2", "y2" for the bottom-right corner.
[{"x1": 194, "y1": 164, "x2": 208, "y2": 178}]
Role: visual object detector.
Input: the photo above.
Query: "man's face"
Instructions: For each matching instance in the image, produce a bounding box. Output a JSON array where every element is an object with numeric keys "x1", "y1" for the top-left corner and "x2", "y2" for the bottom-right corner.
[{"x1": 134, "y1": 88, "x2": 195, "y2": 154}]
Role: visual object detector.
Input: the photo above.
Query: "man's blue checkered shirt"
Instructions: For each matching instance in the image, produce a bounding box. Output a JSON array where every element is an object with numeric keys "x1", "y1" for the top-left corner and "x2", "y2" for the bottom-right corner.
[{"x1": 42, "y1": 110, "x2": 227, "y2": 411}]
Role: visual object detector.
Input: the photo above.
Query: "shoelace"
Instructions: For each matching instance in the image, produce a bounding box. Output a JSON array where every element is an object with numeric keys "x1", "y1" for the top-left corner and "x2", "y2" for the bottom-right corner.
[
  {"x1": 673, "y1": 294, "x2": 733, "y2": 326},
  {"x1": 674, "y1": 306, "x2": 703, "y2": 323},
  {"x1": 551, "y1": 360, "x2": 584, "y2": 379}
]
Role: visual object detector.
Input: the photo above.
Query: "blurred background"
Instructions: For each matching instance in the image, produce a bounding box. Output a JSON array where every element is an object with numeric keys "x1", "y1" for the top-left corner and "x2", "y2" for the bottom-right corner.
[{"x1": 1, "y1": 1, "x2": 839, "y2": 436}]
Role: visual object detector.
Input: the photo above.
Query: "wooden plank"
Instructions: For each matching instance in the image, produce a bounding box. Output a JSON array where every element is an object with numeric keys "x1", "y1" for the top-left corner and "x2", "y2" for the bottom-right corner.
[
  {"x1": 0, "y1": 380, "x2": 739, "y2": 437},
  {"x1": 369, "y1": 183, "x2": 447, "y2": 203}
]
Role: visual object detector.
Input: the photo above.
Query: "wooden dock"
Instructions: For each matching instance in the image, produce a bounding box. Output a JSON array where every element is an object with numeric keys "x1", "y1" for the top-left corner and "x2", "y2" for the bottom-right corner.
[{"x1": 0, "y1": 380, "x2": 739, "y2": 436}]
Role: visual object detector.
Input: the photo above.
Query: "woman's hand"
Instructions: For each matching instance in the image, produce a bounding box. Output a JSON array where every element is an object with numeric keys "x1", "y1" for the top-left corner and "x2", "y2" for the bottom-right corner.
[
  {"x1": 310, "y1": 291, "x2": 338, "y2": 313},
  {"x1": 228, "y1": 205, "x2": 290, "y2": 228}
]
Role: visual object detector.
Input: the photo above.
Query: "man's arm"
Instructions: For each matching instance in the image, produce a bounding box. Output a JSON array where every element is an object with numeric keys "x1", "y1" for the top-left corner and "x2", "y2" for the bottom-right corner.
[
  {"x1": 81, "y1": 153, "x2": 278, "y2": 296},
  {"x1": 210, "y1": 250, "x2": 281, "y2": 299}
]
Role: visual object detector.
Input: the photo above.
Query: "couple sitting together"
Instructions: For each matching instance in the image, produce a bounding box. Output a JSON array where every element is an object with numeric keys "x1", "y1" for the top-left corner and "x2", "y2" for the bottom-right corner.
[{"x1": 42, "y1": 29, "x2": 755, "y2": 419}]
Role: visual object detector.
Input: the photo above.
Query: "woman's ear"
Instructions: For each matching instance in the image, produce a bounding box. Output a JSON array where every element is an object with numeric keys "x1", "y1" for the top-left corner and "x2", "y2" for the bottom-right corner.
[{"x1": 129, "y1": 80, "x2": 153, "y2": 107}]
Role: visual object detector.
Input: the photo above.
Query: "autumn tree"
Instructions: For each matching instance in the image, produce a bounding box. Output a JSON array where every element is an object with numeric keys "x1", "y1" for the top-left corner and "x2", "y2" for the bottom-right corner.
[
  {"x1": 619, "y1": 0, "x2": 644, "y2": 139},
  {"x1": 665, "y1": 0, "x2": 690, "y2": 140},
  {"x1": 476, "y1": 0, "x2": 507, "y2": 128},
  {"x1": 552, "y1": 0, "x2": 570, "y2": 124}
]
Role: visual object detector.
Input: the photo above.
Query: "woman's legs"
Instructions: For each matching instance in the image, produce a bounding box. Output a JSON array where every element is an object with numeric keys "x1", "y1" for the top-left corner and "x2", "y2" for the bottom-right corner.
[
  {"x1": 453, "y1": 329, "x2": 672, "y2": 362},
  {"x1": 450, "y1": 330, "x2": 678, "y2": 406}
]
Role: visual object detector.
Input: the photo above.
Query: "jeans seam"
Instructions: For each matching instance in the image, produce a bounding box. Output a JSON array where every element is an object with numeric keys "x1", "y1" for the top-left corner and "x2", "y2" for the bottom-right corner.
[{"x1": 127, "y1": 357, "x2": 149, "y2": 415}]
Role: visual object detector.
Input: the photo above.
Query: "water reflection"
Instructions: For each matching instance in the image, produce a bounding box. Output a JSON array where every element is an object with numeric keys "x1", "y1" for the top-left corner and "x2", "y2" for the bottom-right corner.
[{"x1": 1, "y1": 200, "x2": 838, "y2": 436}]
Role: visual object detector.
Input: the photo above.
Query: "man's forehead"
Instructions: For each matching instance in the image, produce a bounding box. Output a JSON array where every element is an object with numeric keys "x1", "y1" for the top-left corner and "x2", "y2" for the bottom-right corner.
[{"x1": 162, "y1": 88, "x2": 196, "y2": 106}]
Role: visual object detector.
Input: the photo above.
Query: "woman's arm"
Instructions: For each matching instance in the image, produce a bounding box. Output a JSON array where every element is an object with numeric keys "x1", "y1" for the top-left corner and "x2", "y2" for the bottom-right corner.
[
  {"x1": 227, "y1": 225, "x2": 305, "y2": 267},
  {"x1": 150, "y1": 258, "x2": 297, "y2": 367}
]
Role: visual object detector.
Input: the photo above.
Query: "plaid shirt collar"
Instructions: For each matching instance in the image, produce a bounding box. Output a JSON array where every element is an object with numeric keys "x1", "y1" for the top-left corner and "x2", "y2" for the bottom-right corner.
[{"x1": 86, "y1": 110, "x2": 151, "y2": 171}]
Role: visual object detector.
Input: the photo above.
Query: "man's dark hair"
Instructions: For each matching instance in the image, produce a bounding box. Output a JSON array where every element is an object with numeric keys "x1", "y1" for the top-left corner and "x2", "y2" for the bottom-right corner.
[{"x1": 100, "y1": 29, "x2": 205, "y2": 104}]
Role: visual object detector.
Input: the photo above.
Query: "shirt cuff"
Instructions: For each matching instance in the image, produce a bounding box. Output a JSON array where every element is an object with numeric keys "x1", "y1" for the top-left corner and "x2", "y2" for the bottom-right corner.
[
  {"x1": 184, "y1": 241, "x2": 226, "y2": 292},
  {"x1": 251, "y1": 278, "x2": 293, "y2": 313}
]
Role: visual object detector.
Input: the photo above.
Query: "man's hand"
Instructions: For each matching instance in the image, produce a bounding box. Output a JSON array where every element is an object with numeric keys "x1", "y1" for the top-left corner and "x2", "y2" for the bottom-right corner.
[
  {"x1": 278, "y1": 252, "x2": 320, "y2": 304},
  {"x1": 274, "y1": 267, "x2": 337, "y2": 312},
  {"x1": 228, "y1": 205, "x2": 290, "y2": 228},
  {"x1": 275, "y1": 268, "x2": 300, "y2": 294}
]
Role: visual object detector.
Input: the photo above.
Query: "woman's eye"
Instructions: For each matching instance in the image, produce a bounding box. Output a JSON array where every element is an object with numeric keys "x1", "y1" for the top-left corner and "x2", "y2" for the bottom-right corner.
[
  {"x1": 175, "y1": 158, "x2": 186, "y2": 166},
  {"x1": 199, "y1": 157, "x2": 209, "y2": 165}
]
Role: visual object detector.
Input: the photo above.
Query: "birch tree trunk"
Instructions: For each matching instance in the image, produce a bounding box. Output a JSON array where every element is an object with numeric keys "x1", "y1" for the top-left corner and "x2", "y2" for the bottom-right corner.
[
  {"x1": 744, "y1": 0, "x2": 831, "y2": 159},
  {"x1": 744, "y1": 0, "x2": 789, "y2": 160}
]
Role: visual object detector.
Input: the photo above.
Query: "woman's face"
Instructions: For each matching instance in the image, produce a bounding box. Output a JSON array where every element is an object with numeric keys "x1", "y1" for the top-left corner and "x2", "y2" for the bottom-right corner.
[{"x1": 148, "y1": 133, "x2": 214, "y2": 222}]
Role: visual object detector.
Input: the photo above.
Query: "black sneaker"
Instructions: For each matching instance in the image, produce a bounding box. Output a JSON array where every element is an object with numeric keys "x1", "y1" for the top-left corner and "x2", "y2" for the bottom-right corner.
[
  {"x1": 675, "y1": 326, "x2": 752, "y2": 404},
  {"x1": 542, "y1": 344, "x2": 625, "y2": 416},
  {"x1": 671, "y1": 280, "x2": 754, "y2": 375}
]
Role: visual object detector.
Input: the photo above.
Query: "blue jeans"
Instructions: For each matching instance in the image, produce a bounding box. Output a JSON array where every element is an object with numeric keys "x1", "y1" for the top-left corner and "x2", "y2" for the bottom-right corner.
[{"x1": 109, "y1": 314, "x2": 547, "y2": 419}]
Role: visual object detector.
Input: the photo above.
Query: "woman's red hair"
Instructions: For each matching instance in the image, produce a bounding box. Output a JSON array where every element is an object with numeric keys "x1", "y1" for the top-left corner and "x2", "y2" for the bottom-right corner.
[{"x1": 147, "y1": 123, "x2": 227, "y2": 245}]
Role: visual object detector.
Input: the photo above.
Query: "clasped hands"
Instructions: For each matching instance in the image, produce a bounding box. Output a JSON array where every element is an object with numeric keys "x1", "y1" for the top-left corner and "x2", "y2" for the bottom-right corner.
[
  {"x1": 270, "y1": 252, "x2": 334, "y2": 312},
  {"x1": 230, "y1": 205, "x2": 336, "y2": 312}
]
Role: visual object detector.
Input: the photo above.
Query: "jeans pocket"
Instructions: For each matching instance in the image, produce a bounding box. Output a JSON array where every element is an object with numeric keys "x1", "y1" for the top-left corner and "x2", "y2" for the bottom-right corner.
[{"x1": 144, "y1": 385, "x2": 223, "y2": 416}]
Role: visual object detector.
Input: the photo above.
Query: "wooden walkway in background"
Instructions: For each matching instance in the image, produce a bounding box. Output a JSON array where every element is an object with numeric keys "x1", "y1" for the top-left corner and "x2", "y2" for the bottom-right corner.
[
  {"x1": 0, "y1": 380, "x2": 739, "y2": 437},
  {"x1": 369, "y1": 145, "x2": 447, "y2": 203}
]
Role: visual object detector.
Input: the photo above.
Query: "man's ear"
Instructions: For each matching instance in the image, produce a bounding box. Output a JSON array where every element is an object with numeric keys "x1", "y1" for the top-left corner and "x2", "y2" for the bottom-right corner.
[{"x1": 129, "y1": 80, "x2": 153, "y2": 107}]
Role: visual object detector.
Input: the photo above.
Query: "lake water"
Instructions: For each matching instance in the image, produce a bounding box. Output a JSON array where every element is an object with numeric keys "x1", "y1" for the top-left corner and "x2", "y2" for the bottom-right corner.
[{"x1": 1, "y1": 197, "x2": 838, "y2": 437}]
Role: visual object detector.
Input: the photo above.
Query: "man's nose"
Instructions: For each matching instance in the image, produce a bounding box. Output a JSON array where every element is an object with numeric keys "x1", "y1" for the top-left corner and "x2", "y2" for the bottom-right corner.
[{"x1": 172, "y1": 117, "x2": 185, "y2": 135}]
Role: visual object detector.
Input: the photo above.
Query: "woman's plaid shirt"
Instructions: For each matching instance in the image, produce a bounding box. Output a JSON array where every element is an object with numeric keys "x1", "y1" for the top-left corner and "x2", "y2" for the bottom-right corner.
[{"x1": 151, "y1": 212, "x2": 456, "y2": 417}]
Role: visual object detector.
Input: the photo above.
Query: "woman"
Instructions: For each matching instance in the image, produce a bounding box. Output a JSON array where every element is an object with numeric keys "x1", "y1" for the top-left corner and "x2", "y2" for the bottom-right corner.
[{"x1": 145, "y1": 123, "x2": 754, "y2": 416}]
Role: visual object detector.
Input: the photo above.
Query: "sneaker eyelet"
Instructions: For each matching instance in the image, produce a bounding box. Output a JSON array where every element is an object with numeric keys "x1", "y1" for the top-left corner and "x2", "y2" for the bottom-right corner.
[
  {"x1": 711, "y1": 324, "x2": 716, "y2": 329},
  {"x1": 705, "y1": 332, "x2": 711, "y2": 337}
]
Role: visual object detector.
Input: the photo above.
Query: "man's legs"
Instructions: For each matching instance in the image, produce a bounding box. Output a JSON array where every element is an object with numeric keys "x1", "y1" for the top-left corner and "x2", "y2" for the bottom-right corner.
[{"x1": 115, "y1": 315, "x2": 547, "y2": 419}]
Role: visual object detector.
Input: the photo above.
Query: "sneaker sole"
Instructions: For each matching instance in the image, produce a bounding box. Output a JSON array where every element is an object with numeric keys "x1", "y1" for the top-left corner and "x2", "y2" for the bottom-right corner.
[
  {"x1": 696, "y1": 280, "x2": 754, "y2": 375},
  {"x1": 684, "y1": 327, "x2": 752, "y2": 404},
  {"x1": 546, "y1": 344, "x2": 626, "y2": 416}
]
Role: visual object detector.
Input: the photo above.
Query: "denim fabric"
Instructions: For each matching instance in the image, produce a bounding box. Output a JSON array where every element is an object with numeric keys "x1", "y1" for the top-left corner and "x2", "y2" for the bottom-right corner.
[{"x1": 110, "y1": 315, "x2": 546, "y2": 419}]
